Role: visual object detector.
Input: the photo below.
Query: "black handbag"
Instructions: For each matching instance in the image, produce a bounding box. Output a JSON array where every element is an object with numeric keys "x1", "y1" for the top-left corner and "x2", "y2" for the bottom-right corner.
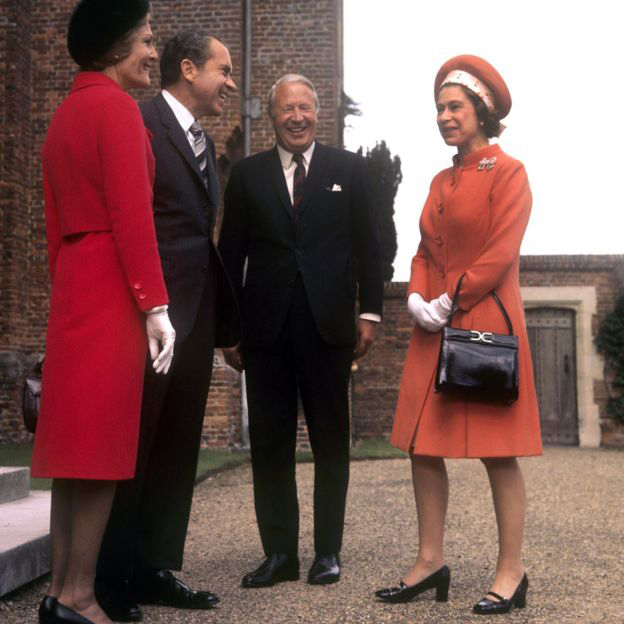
[
  {"x1": 434, "y1": 276, "x2": 519, "y2": 403},
  {"x1": 22, "y1": 357, "x2": 43, "y2": 433}
]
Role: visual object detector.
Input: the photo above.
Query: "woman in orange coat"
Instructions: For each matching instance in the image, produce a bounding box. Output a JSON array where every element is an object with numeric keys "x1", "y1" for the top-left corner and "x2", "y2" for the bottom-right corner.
[
  {"x1": 376, "y1": 56, "x2": 542, "y2": 615},
  {"x1": 31, "y1": 2, "x2": 175, "y2": 623}
]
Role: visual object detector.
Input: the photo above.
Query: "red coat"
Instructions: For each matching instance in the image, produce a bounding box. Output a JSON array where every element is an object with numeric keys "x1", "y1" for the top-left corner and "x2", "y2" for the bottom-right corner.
[
  {"x1": 391, "y1": 144, "x2": 542, "y2": 458},
  {"x1": 31, "y1": 72, "x2": 168, "y2": 480}
]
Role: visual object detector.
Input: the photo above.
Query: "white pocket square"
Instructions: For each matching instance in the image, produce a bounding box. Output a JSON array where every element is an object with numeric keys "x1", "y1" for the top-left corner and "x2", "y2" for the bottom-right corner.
[{"x1": 328, "y1": 184, "x2": 342, "y2": 192}]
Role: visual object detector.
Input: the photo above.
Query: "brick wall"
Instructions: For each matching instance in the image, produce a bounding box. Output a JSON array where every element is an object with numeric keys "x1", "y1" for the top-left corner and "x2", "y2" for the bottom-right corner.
[
  {"x1": 350, "y1": 255, "x2": 624, "y2": 449},
  {"x1": 0, "y1": 0, "x2": 35, "y2": 442},
  {"x1": 0, "y1": 0, "x2": 343, "y2": 446}
]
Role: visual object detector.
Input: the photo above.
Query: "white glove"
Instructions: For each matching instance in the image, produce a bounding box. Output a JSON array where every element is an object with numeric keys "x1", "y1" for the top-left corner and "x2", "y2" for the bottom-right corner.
[
  {"x1": 146, "y1": 307, "x2": 176, "y2": 374},
  {"x1": 407, "y1": 293, "x2": 445, "y2": 333},
  {"x1": 429, "y1": 292, "x2": 453, "y2": 323}
]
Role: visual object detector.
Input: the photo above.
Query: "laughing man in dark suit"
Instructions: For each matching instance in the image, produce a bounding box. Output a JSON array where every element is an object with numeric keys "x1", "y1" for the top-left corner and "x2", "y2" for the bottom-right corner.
[
  {"x1": 219, "y1": 74, "x2": 383, "y2": 588},
  {"x1": 96, "y1": 31, "x2": 239, "y2": 621}
]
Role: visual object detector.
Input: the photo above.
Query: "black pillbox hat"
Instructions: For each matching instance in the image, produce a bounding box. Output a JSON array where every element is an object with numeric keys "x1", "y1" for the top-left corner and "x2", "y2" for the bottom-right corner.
[{"x1": 67, "y1": 0, "x2": 150, "y2": 68}]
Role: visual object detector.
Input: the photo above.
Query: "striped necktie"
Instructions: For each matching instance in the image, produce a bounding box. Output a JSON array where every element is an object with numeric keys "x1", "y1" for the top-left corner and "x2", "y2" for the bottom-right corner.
[
  {"x1": 292, "y1": 153, "x2": 306, "y2": 220},
  {"x1": 189, "y1": 121, "x2": 208, "y2": 187}
]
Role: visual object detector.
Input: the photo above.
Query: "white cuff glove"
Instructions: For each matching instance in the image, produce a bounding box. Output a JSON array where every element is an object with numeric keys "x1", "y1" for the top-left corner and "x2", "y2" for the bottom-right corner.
[
  {"x1": 407, "y1": 293, "x2": 445, "y2": 333},
  {"x1": 146, "y1": 309, "x2": 176, "y2": 374},
  {"x1": 429, "y1": 292, "x2": 453, "y2": 323}
]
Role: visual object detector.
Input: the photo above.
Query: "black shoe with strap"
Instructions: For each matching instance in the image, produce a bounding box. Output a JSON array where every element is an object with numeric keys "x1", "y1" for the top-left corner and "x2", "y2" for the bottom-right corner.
[
  {"x1": 132, "y1": 570, "x2": 219, "y2": 610},
  {"x1": 241, "y1": 553, "x2": 300, "y2": 588},
  {"x1": 95, "y1": 578, "x2": 142, "y2": 622},
  {"x1": 473, "y1": 573, "x2": 528, "y2": 615},
  {"x1": 375, "y1": 565, "x2": 451, "y2": 603}
]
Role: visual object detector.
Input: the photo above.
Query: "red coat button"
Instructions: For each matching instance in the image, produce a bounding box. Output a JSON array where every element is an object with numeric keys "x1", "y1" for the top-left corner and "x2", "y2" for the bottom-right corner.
[
  {"x1": 439, "y1": 270, "x2": 445, "y2": 278},
  {"x1": 437, "y1": 203, "x2": 444, "y2": 213},
  {"x1": 133, "y1": 282, "x2": 143, "y2": 290},
  {"x1": 436, "y1": 236, "x2": 443, "y2": 246},
  {"x1": 138, "y1": 293, "x2": 147, "y2": 300}
]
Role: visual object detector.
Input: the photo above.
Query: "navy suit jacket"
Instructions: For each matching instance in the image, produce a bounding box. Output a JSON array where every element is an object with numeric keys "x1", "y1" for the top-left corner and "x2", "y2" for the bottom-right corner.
[
  {"x1": 219, "y1": 142, "x2": 383, "y2": 348},
  {"x1": 140, "y1": 94, "x2": 239, "y2": 346}
]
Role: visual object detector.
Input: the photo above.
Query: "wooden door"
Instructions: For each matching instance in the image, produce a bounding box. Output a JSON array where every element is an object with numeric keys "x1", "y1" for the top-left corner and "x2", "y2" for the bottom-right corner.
[{"x1": 526, "y1": 308, "x2": 579, "y2": 445}]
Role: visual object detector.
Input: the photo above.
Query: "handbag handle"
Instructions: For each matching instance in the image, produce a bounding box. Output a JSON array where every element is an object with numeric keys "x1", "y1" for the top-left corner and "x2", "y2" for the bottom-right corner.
[{"x1": 447, "y1": 274, "x2": 514, "y2": 335}]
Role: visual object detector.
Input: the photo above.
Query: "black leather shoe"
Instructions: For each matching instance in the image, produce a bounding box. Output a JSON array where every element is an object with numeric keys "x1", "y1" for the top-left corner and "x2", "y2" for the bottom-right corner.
[
  {"x1": 132, "y1": 570, "x2": 219, "y2": 609},
  {"x1": 38, "y1": 595, "x2": 57, "y2": 623},
  {"x1": 307, "y1": 553, "x2": 341, "y2": 585},
  {"x1": 375, "y1": 565, "x2": 450, "y2": 603},
  {"x1": 473, "y1": 574, "x2": 528, "y2": 615},
  {"x1": 51, "y1": 602, "x2": 94, "y2": 623},
  {"x1": 241, "y1": 554, "x2": 300, "y2": 588},
  {"x1": 95, "y1": 578, "x2": 142, "y2": 622}
]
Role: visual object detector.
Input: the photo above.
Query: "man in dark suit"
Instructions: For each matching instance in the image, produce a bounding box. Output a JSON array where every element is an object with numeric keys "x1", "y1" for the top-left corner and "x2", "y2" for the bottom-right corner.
[
  {"x1": 96, "y1": 31, "x2": 239, "y2": 621},
  {"x1": 219, "y1": 74, "x2": 383, "y2": 588}
]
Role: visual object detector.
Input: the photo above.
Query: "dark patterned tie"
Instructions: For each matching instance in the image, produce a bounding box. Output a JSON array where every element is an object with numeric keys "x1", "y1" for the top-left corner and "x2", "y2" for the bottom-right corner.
[
  {"x1": 189, "y1": 121, "x2": 208, "y2": 188},
  {"x1": 292, "y1": 153, "x2": 306, "y2": 220}
]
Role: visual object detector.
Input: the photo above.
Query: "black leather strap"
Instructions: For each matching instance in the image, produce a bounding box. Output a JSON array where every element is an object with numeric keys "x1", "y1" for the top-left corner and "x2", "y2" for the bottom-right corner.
[{"x1": 448, "y1": 273, "x2": 514, "y2": 335}]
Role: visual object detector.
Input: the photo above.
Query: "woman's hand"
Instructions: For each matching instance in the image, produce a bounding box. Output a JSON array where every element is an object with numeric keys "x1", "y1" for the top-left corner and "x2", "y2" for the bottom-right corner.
[
  {"x1": 146, "y1": 307, "x2": 176, "y2": 374},
  {"x1": 407, "y1": 293, "x2": 446, "y2": 332},
  {"x1": 429, "y1": 292, "x2": 453, "y2": 323}
]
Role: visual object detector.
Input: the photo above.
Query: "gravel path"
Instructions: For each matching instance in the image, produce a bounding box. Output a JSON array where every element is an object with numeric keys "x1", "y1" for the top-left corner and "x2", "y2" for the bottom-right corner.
[{"x1": 2, "y1": 447, "x2": 622, "y2": 623}]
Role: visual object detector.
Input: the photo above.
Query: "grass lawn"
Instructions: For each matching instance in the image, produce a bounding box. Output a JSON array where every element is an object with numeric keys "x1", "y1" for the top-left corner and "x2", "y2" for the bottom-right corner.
[{"x1": 0, "y1": 438, "x2": 406, "y2": 490}]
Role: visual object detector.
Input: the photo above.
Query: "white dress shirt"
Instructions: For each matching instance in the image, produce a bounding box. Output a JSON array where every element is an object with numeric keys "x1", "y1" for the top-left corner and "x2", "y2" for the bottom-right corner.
[
  {"x1": 276, "y1": 142, "x2": 380, "y2": 324},
  {"x1": 277, "y1": 142, "x2": 315, "y2": 204},
  {"x1": 162, "y1": 89, "x2": 199, "y2": 149}
]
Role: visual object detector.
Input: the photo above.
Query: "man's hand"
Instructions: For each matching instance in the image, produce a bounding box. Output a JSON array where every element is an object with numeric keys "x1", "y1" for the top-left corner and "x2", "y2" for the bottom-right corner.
[
  {"x1": 353, "y1": 318, "x2": 376, "y2": 360},
  {"x1": 222, "y1": 345, "x2": 243, "y2": 372}
]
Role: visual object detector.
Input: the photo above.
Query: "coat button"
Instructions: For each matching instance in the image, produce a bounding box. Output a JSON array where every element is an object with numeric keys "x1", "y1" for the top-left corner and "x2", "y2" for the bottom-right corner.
[
  {"x1": 202, "y1": 264, "x2": 209, "y2": 273},
  {"x1": 437, "y1": 203, "x2": 444, "y2": 213},
  {"x1": 439, "y1": 270, "x2": 445, "y2": 278},
  {"x1": 436, "y1": 236, "x2": 443, "y2": 246},
  {"x1": 138, "y1": 293, "x2": 147, "y2": 300},
  {"x1": 133, "y1": 282, "x2": 143, "y2": 290}
]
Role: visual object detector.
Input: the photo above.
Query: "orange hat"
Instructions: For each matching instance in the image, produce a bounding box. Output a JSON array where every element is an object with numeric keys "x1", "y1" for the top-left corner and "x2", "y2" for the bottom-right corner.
[{"x1": 434, "y1": 55, "x2": 512, "y2": 119}]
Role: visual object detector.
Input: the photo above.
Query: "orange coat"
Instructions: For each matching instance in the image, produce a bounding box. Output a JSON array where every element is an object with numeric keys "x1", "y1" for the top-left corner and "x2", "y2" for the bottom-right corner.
[{"x1": 391, "y1": 144, "x2": 542, "y2": 458}]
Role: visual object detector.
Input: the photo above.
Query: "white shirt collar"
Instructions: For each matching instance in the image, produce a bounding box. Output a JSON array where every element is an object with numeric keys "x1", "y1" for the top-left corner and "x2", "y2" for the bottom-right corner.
[
  {"x1": 161, "y1": 89, "x2": 196, "y2": 134},
  {"x1": 277, "y1": 141, "x2": 316, "y2": 170}
]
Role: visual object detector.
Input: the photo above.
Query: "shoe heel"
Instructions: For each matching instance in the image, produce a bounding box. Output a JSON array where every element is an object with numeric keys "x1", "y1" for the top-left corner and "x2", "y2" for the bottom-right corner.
[
  {"x1": 435, "y1": 576, "x2": 450, "y2": 602},
  {"x1": 513, "y1": 590, "x2": 527, "y2": 609},
  {"x1": 513, "y1": 573, "x2": 528, "y2": 609}
]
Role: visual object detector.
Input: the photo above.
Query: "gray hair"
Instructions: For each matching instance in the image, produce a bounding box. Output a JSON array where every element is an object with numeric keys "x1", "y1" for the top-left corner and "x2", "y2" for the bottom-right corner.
[{"x1": 267, "y1": 73, "x2": 320, "y2": 118}]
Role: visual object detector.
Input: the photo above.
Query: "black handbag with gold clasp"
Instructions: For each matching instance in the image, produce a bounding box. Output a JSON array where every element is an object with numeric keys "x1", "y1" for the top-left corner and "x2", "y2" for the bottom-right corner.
[{"x1": 434, "y1": 275, "x2": 519, "y2": 403}]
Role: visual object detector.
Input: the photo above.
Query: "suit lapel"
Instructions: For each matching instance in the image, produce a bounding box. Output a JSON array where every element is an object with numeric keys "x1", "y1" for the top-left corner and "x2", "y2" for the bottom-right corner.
[
  {"x1": 153, "y1": 94, "x2": 210, "y2": 194},
  {"x1": 298, "y1": 142, "x2": 329, "y2": 218},
  {"x1": 264, "y1": 147, "x2": 293, "y2": 220}
]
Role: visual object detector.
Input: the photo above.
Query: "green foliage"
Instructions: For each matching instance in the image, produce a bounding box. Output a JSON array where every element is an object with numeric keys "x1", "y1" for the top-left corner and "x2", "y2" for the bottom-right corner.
[
  {"x1": 358, "y1": 141, "x2": 402, "y2": 281},
  {"x1": 338, "y1": 90, "x2": 362, "y2": 145},
  {"x1": 595, "y1": 291, "x2": 624, "y2": 423}
]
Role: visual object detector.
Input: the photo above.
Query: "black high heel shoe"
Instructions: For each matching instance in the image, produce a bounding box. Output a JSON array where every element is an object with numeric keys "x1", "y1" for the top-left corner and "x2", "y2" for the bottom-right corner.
[
  {"x1": 375, "y1": 565, "x2": 450, "y2": 603},
  {"x1": 472, "y1": 573, "x2": 528, "y2": 615},
  {"x1": 38, "y1": 595, "x2": 57, "y2": 623},
  {"x1": 50, "y1": 602, "x2": 95, "y2": 623}
]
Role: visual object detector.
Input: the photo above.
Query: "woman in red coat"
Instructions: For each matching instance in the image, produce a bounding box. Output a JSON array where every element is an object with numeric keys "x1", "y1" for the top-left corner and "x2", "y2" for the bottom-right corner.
[
  {"x1": 376, "y1": 56, "x2": 542, "y2": 615},
  {"x1": 31, "y1": 2, "x2": 175, "y2": 623}
]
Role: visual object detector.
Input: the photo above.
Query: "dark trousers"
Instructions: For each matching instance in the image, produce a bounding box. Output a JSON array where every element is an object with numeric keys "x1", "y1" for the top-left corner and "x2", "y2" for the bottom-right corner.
[
  {"x1": 243, "y1": 275, "x2": 353, "y2": 556},
  {"x1": 97, "y1": 274, "x2": 216, "y2": 580}
]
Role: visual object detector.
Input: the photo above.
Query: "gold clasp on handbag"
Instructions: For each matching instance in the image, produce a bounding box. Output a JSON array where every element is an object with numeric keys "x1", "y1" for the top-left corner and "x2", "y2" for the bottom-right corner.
[{"x1": 470, "y1": 330, "x2": 494, "y2": 343}]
